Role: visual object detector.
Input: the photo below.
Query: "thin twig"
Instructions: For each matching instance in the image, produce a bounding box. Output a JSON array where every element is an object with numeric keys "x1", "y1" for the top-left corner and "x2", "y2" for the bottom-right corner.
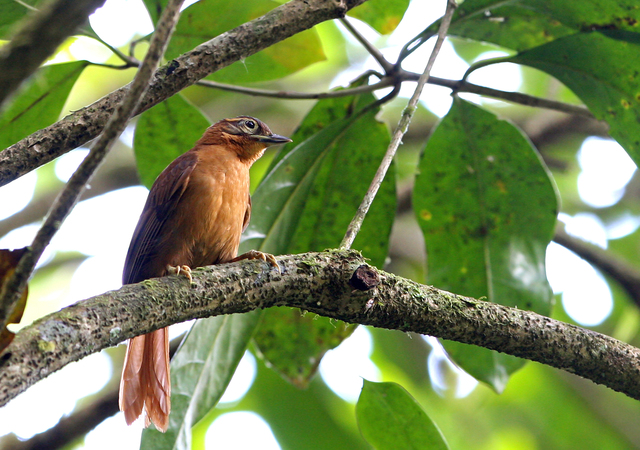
[
  {"x1": 194, "y1": 72, "x2": 595, "y2": 118},
  {"x1": 427, "y1": 75, "x2": 595, "y2": 118},
  {"x1": 196, "y1": 77, "x2": 394, "y2": 99},
  {"x1": 340, "y1": 0, "x2": 458, "y2": 249},
  {"x1": 0, "y1": 0, "x2": 185, "y2": 332},
  {"x1": 339, "y1": 17, "x2": 394, "y2": 73}
]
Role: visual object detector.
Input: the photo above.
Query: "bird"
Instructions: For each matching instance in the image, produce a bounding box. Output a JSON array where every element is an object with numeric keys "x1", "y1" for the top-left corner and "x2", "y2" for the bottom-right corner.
[{"x1": 118, "y1": 116, "x2": 291, "y2": 432}]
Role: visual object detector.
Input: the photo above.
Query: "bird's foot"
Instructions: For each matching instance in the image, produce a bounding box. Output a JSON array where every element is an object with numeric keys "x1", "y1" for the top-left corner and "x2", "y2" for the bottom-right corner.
[
  {"x1": 166, "y1": 264, "x2": 193, "y2": 283},
  {"x1": 231, "y1": 250, "x2": 280, "y2": 274}
]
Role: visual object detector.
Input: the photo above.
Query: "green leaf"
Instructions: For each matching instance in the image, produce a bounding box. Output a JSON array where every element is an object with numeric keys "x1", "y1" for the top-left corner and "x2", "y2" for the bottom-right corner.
[
  {"x1": 0, "y1": 61, "x2": 88, "y2": 151},
  {"x1": 504, "y1": 30, "x2": 640, "y2": 165},
  {"x1": 348, "y1": 0, "x2": 410, "y2": 35},
  {"x1": 160, "y1": 0, "x2": 324, "y2": 83},
  {"x1": 245, "y1": 92, "x2": 395, "y2": 387},
  {"x1": 356, "y1": 380, "x2": 449, "y2": 450},
  {"x1": 253, "y1": 308, "x2": 356, "y2": 388},
  {"x1": 133, "y1": 93, "x2": 210, "y2": 188},
  {"x1": 141, "y1": 312, "x2": 261, "y2": 449},
  {"x1": 425, "y1": 0, "x2": 640, "y2": 52},
  {"x1": 413, "y1": 97, "x2": 557, "y2": 391},
  {"x1": 0, "y1": 0, "x2": 46, "y2": 39}
]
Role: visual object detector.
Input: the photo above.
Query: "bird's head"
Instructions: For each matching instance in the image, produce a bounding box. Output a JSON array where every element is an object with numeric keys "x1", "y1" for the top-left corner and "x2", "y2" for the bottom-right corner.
[{"x1": 200, "y1": 116, "x2": 292, "y2": 163}]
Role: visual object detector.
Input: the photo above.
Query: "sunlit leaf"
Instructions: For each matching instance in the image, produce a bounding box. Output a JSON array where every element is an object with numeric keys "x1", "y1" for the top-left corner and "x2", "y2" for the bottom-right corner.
[
  {"x1": 505, "y1": 30, "x2": 640, "y2": 164},
  {"x1": 141, "y1": 313, "x2": 261, "y2": 449},
  {"x1": 348, "y1": 0, "x2": 410, "y2": 35},
  {"x1": 356, "y1": 380, "x2": 449, "y2": 450},
  {"x1": 133, "y1": 93, "x2": 210, "y2": 188},
  {"x1": 0, "y1": 248, "x2": 28, "y2": 352},
  {"x1": 154, "y1": 0, "x2": 324, "y2": 83},
  {"x1": 414, "y1": 97, "x2": 557, "y2": 391},
  {"x1": 0, "y1": 61, "x2": 88, "y2": 151}
]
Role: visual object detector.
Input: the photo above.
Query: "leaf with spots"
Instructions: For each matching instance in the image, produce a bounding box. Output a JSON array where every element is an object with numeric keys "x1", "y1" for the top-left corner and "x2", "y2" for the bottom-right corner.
[
  {"x1": 423, "y1": 0, "x2": 640, "y2": 52},
  {"x1": 413, "y1": 97, "x2": 557, "y2": 391},
  {"x1": 244, "y1": 89, "x2": 395, "y2": 387}
]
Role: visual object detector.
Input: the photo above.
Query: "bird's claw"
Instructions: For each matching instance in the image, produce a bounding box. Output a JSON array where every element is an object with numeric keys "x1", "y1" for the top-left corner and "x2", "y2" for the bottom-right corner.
[
  {"x1": 167, "y1": 264, "x2": 193, "y2": 283},
  {"x1": 231, "y1": 250, "x2": 281, "y2": 274}
]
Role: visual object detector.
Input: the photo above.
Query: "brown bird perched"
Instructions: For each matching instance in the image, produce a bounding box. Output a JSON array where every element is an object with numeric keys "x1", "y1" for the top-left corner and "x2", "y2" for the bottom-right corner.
[{"x1": 119, "y1": 116, "x2": 291, "y2": 431}]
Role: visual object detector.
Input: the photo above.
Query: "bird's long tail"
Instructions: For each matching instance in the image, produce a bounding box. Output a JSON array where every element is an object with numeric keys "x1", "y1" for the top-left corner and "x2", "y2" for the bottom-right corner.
[{"x1": 119, "y1": 328, "x2": 171, "y2": 432}]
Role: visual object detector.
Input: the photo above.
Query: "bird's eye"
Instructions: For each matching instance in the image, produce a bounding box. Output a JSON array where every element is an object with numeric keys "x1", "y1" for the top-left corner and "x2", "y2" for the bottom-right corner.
[{"x1": 244, "y1": 120, "x2": 256, "y2": 130}]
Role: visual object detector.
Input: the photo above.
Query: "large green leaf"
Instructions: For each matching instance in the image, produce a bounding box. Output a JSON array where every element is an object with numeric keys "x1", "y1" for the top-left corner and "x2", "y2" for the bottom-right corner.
[
  {"x1": 148, "y1": 0, "x2": 324, "y2": 83},
  {"x1": 0, "y1": 61, "x2": 88, "y2": 151},
  {"x1": 423, "y1": 0, "x2": 640, "y2": 52},
  {"x1": 348, "y1": 0, "x2": 410, "y2": 35},
  {"x1": 503, "y1": 30, "x2": 640, "y2": 165},
  {"x1": 245, "y1": 92, "x2": 395, "y2": 387},
  {"x1": 140, "y1": 312, "x2": 261, "y2": 449},
  {"x1": 356, "y1": 380, "x2": 449, "y2": 450},
  {"x1": 133, "y1": 93, "x2": 210, "y2": 188},
  {"x1": 413, "y1": 97, "x2": 557, "y2": 391}
]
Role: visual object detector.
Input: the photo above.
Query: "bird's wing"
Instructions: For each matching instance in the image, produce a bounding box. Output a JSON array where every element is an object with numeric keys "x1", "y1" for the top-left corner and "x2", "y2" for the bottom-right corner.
[
  {"x1": 123, "y1": 151, "x2": 198, "y2": 284},
  {"x1": 242, "y1": 194, "x2": 251, "y2": 233}
]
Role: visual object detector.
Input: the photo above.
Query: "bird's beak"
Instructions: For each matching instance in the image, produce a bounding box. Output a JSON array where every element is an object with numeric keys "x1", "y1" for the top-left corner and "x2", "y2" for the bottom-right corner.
[{"x1": 254, "y1": 134, "x2": 292, "y2": 145}]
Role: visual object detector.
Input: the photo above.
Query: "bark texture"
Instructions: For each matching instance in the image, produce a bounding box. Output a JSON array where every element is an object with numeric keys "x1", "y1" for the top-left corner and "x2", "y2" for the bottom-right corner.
[
  {"x1": 0, "y1": 0, "x2": 366, "y2": 188},
  {"x1": 1, "y1": 250, "x2": 639, "y2": 408}
]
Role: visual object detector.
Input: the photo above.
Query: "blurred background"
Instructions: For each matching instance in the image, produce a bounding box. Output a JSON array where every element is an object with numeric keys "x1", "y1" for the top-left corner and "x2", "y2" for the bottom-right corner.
[{"x1": 1, "y1": 0, "x2": 640, "y2": 448}]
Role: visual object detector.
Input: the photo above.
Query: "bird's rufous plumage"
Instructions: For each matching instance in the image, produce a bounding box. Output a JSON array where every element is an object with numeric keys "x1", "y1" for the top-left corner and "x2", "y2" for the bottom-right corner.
[{"x1": 119, "y1": 116, "x2": 291, "y2": 431}]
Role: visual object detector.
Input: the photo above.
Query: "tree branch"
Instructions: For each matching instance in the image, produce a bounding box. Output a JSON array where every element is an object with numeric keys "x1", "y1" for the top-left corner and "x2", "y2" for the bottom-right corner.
[
  {"x1": 0, "y1": 0, "x2": 367, "y2": 189},
  {"x1": 0, "y1": 0, "x2": 184, "y2": 333},
  {"x1": 1, "y1": 250, "x2": 639, "y2": 409},
  {"x1": 0, "y1": 0, "x2": 107, "y2": 107}
]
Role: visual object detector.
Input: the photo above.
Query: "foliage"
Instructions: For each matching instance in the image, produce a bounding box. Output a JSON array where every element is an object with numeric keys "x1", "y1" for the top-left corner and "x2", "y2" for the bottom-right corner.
[{"x1": 1, "y1": 0, "x2": 640, "y2": 448}]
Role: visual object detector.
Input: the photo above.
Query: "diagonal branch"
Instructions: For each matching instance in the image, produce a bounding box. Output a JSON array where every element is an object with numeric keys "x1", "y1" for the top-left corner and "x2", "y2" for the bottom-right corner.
[
  {"x1": 0, "y1": 0, "x2": 185, "y2": 333},
  {"x1": 0, "y1": 0, "x2": 107, "y2": 108},
  {"x1": 1, "y1": 250, "x2": 639, "y2": 409},
  {"x1": 0, "y1": 0, "x2": 368, "y2": 189}
]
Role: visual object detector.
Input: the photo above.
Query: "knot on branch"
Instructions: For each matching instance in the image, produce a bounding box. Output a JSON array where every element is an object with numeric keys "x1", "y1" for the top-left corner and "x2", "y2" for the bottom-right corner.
[{"x1": 349, "y1": 265, "x2": 380, "y2": 291}]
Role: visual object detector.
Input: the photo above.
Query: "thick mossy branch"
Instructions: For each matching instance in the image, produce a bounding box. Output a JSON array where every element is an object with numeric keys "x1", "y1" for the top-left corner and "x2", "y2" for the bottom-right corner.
[{"x1": 0, "y1": 250, "x2": 639, "y2": 407}]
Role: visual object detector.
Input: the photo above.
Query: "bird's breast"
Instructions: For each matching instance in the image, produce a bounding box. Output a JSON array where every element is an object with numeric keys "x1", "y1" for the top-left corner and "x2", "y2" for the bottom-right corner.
[{"x1": 179, "y1": 160, "x2": 250, "y2": 266}]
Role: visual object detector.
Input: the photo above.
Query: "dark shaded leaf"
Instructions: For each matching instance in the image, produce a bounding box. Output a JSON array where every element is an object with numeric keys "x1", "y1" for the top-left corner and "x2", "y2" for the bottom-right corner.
[{"x1": 414, "y1": 97, "x2": 557, "y2": 391}]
